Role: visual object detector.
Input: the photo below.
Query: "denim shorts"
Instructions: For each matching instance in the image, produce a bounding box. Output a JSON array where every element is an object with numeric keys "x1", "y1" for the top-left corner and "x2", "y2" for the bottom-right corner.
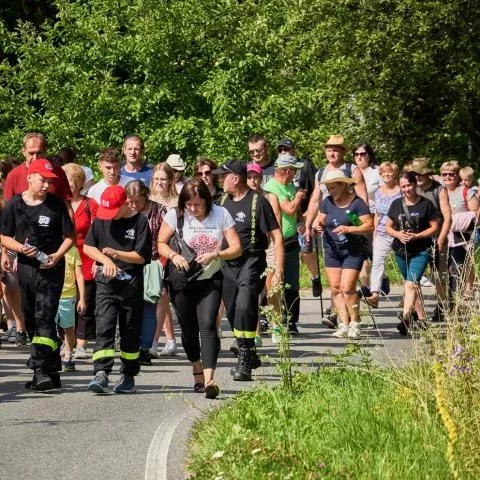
[
  {"x1": 394, "y1": 250, "x2": 430, "y2": 283},
  {"x1": 55, "y1": 297, "x2": 76, "y2": 329},
  {"x1": 324, "y1": 246, "x2": 365, "y2": 271}
]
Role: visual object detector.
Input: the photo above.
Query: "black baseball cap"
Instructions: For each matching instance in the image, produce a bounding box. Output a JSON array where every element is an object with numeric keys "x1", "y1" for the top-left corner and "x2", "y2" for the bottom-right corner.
[
  {"x1": 276, "y1": 138, "x2": 295, "y2": 149},
  {"x1": 212, "y1": 159, "x2": 247, "y2": 177}
]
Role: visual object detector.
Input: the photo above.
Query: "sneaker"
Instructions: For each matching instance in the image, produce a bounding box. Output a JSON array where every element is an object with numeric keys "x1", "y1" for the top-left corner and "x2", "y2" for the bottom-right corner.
[
  {"x1": 348, "y1": 322, "x2": 362, "y2": 339},
  {"x1": 420, "y1": 276, "x2": 434, "y2": 287},
  {"x1": 332, "y1": 324, "x2": 349, "y2": 338},
  {"x1": 430, "y1": 306, "x2": 445, "y2": 323},
  {"x1": 322, "y1": 312, "x2": 338, "y2": 329},
  {"x1": 288, "y1": 322, "x2": 299, "y2": 335},
  {"x1": 159, "y1": 339, "x2": 178, "y2": 356},
  {"x1": 149, "y1": 342, "x2": 159, "y2": 359},
  {"x1": 139, "y1": 348, "x2": 152, "y2": 366},
  {"x1": 74, "y1": 346, "x2": 89, "y2": 359},
  {"x1": 1, "y1": 326, "x2": 16, "y2": 343},
  {"x1": 271, "y1": 326, "x2": 281, "y2": 344},
  {"x1": 396, "y1": 321, "x2": 408, "y2": 336},
  {"x1": 311, "y1": 277, "x2": 321, "y2": 297},
  {"x1": 254, "y1": 335, "x2": 263, "y2": 347},
  {"x1": 88, "y1": 371, "x2": 109, "y2": 394},
  {"x1": 15, "y1": 330, "x2": 27, "y2": 346},
  {"x1": 259, "y1": 315, "x2": 269, "y2": 333},
  {"x1": 63, "y1": 359, "x2": 76, "y2": 372},
  {"x1": 113, "y1": 374, "x2": 136, "y2": 394}
]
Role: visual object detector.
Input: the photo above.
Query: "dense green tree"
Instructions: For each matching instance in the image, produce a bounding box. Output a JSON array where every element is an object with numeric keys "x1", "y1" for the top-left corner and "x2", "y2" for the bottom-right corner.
[{"x1": 0, "y1": 0, "x2": 479, "y2": 170}]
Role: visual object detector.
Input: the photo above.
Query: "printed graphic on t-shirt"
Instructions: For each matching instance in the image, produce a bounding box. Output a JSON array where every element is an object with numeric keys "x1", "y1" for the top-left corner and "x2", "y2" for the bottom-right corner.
[
  {"x1": 38, "y1": 215, "x2": 51, "y2": 226},
  {"x1": 125, "y1": 228, "x2": 136, "y2": 240},
  {"x1": 235, "y1": 211, "x2": 247, "y2": 223},
  {"x1": 396, "y1": 212, "x2": 420, "y2": 232},
  {"x1": 189, "y1": 233, "x2": 219, "y2": 254}
]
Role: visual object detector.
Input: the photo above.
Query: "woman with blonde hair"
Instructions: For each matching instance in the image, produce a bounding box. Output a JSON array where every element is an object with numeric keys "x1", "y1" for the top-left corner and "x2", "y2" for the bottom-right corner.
[
  {"x1": 149, "y1": 162, "x2": 179, "y2": 357},
  {"x1": 365, "y1": 162, "x2": 401, "y2": 308}
]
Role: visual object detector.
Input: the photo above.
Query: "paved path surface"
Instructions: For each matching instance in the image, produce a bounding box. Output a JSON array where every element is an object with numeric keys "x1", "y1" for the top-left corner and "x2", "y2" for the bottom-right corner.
[{"x1": 0, "y1": 286, "x2": 434, "y2": 480}]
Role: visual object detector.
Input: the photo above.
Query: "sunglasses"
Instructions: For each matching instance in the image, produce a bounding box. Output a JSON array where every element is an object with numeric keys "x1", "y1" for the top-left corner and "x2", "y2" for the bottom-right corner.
[
  {"x1": 196, "y1": 170, "x2": 212, "y2": 177},
  {"x1": 441, "y1": 172, "x2": 456, "y2": 177},
  {"x1": 277, "y1": 146, "x2": 291, "y2": 153},
  {"x1": 248, "y1": 148, "x2": 264, "y2": 155},
  {"x1": 354, "y1": 151, "x2": 368, "y2": 157}
]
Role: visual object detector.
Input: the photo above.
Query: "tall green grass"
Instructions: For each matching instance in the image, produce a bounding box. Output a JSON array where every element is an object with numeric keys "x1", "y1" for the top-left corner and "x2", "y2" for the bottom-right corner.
[{"x1": 188, "y1": 367, "x2": 449, "y2": 479}]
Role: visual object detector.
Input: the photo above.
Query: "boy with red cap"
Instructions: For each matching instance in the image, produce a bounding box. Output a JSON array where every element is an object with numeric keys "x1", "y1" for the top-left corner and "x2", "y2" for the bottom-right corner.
[
  {"x1": 1, "y1": 159, "x2": 75, "y2": 391},
  {"x1": 84, "y1": 185, "x2": 152, "y2": 394}
]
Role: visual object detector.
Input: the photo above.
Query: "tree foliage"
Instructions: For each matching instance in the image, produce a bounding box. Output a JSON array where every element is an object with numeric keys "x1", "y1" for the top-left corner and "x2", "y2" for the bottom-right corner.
[{"x1": 0, "y1": 0, "x2": 479, "y2": 169}]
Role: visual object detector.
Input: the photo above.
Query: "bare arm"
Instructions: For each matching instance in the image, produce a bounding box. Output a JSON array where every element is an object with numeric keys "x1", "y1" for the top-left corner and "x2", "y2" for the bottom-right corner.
[
  {"x1": 304, "y1": 183, "x2": 322, "y2": 239},
  {"x1": 467, "y1": 194, "x2": 480, "y2": 212},
  {"x1": 74, "y1": 265, "x2": 86, "y2": 314},
  {"x1": 83, "y1": 244, "x2": 118, "y2": 278},
  {"x1": 265, "y1": 192, "x2": 282, "y2": 230},
  {"x1": 353, "y1": 168, "x2": 368, "y2": 204},
  {"x1": 269, "y1": 228, "x2": 284, "y2": 283},
  {"x1": 279, "y1": 190, "x2": 306, "y2": 217},
  {"x1": 101, "y1": 248, "x2": 145, "y2": 265},
  {"x1": 333, "y1": 214, "x2": 374, "y2": 236},
  {"x1": 437, "y1": 188, "x2": 452, "y2": 251}
]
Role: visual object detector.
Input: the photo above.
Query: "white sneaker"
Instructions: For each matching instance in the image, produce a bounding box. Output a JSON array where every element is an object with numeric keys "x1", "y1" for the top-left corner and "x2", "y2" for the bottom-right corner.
[
  {"x1": 420, "y1": 276, "x2": 434, "y2": 287},
  {"x1": 159, "y1": 339, "x2": 178, "y2": 356},
  {"x1": 348, "y1": 322, "x2": 362, "y2": 339},
  {"x1": 73, "y1": 346, "x2": 89, "y2": 359},
  {"x1": 332, "y1": 324, "x2": 349, "y2": 338},
  {"x1": 149, "y1": 342, "x2": 159, "y2": 359}
]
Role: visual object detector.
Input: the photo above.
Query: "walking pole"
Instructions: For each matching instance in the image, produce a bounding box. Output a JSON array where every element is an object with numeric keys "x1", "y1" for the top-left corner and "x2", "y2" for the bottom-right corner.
[{"x1": 314, "y1": 233, "x2": 325, "y2": 319}]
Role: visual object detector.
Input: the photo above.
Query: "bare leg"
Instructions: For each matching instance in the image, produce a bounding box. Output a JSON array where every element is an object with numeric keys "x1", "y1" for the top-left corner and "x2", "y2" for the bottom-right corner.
[
  {"x1": 326, "y1": 268, "x2": 348, "y2": 324},
  {"x1": 340, "y1": 269, "x2": 361, "y2": 322},
  {"x1": 63, "y1": 326, "x2": 76, "y2": 359},
  {"x1": 403, "y1": 281, "x2": 417, "y2": 321},
  {"x1": 3, "y1": 284, "x2": 25, "y2": 332}
]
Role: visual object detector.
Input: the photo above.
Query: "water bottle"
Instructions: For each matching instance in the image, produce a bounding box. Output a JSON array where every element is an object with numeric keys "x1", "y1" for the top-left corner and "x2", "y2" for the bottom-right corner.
[
  {"x1": 24, "y1": 240, "x2": 50, "y2": 264},
  {"x1": 98, "y1": 265, "x2": 132, "y2": 281},
  {"x1": 346, "y1": 210, "x2": 361, "y2": 226},
  {"x1": 332, "y1": 218, "x2": 348, "y2": 245}
]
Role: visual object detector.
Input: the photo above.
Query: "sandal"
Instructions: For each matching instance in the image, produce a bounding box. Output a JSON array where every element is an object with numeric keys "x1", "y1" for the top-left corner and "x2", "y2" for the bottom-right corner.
[
  {"x1": 204, "y1": 380, "x2": 220, "y2": 399},
  {"x1": 193, "y1": 370, "x2": 204, "y2": 393}
]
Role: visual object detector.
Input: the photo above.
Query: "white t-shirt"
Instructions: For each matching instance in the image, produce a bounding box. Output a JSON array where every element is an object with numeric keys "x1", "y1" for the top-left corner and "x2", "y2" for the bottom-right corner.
[
  {"x1": 87, "y1": 175, "x2": 135, "y2": 203},
  {"x1": 164, "y1": 205, "x2": 235, "y2": 280},
  {"x1": 360, "y1": 166, "x2": 381, "y2": 213}
]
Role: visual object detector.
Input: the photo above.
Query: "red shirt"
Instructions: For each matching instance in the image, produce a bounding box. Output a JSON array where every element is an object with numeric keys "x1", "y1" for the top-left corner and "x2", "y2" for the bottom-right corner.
[
  {"x1": 4, "y1": 162, "x2": 73, "y2": 201},
  {"x1": 73, "y1": 197, "x2": 98, "y2": 281}
]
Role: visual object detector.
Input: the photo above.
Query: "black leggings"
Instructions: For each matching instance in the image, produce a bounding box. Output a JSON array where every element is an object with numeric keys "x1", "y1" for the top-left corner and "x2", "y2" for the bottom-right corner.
[{"x1": 168, "y1": 274, "x2": 222, "y2": 369}]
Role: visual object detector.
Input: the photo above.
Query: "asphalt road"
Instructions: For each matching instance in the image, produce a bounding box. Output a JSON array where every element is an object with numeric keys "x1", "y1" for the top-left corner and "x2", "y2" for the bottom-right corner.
[{"x1": 0, "y1": 287, "x2": 434, "y2": 480}]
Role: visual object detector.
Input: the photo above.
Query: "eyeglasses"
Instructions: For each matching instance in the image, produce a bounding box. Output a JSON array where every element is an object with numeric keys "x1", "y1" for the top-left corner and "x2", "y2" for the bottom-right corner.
[
  {"x1": 248, "y1": 148, "x2": 265, "y2": 155},
  {"x1": 354, "y1": 151, "x2": 368, "y2": 157},
  {"x1": 441, "y1": 172, "x2": 456, "y2": 177},
  {"x1": 277, "y1": 147, "x2": 291, "y2": 153},
  {"x1": 196, "y1": 170, "x2": 212, "y2": 177}
]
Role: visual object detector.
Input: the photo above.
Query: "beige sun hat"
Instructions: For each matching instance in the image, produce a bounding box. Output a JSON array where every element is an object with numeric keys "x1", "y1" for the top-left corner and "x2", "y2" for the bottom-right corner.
[
  {"x1": 410, "y1": 157, "x2": 434, "y2": 175},
  {"x1": 165, "y1": 154, "x2": 186, "y2": 171},
  {"x1": 324, "y1": 134, "x2": 349, "y2": 152},
  {"x1": 320, "y1": 168, "x2": 355, "y2": 185}
]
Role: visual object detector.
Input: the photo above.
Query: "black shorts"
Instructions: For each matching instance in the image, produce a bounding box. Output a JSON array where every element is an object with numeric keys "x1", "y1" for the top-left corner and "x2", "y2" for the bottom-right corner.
[{"x1": 323, "y1": 246, "x2": 366, "y2": 271}]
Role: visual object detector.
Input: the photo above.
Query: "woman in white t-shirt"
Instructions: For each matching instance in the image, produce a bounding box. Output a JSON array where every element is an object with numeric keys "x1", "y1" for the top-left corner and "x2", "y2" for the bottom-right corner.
[{"x1": 157, "y1": 179, "x2": 241, "y2": 399}]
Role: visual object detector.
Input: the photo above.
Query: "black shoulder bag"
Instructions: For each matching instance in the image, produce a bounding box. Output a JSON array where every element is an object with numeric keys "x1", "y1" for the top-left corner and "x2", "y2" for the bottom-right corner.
[{"x1": 165, "y1": 210, "x2": 204, "y2": 293}]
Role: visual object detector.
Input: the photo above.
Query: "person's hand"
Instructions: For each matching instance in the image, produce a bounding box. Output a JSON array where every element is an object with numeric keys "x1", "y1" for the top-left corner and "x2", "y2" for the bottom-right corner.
[
  {"x1": 333, "y1": 225, "x2": 350, "y2": 236},
  {"x1": 39, "y1": 253, "x2": 60, "y2": 269},
  {"x1": 102, "y1": 247, "x2": 118, "y2": 259},
  {"x1": 1, "y1": 254, "x2": 12, "y2": 272},
  {"x1": 436, "y1": 235, "x2": 447, "y2": 252},
  {"x1": 77, "y1": 298, "x2": 86, "y2": 315},
  {"x1": 295, "y1": 190, "x2": 306, "y2": 201},
  {"x1": 101, "y1": 258, "x2": 118, "y2": 278},
  {"x1": 21, "y1": 244, "x2": 37, "y2": 259},
  {"x1": 297, "y1": 222, "x2": 306, "y2": 235},
  {"x1": 171, "y1": 253, "x2": 189, "y2": 271},
  {"x1": 196, "y1": 252, "x2": 217, "y2": 266},
  {"x1": 397, "y1": 231, "x2": 412, "y2": 243}
]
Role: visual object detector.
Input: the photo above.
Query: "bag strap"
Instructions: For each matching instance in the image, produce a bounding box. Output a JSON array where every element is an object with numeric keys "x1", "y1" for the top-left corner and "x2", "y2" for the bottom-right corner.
[
  {"x1": 401, "y1": 198, "x2": 413, "y2": 229},
  {"x1": 219, "y1": 193, "x2": 228, "y2": 206},
  {"x1": 249, "y1": 193, "x2": 258, "y2": 253},
  {"x1": 175, "y1": 207, "x2": 185, "y2": 239}
]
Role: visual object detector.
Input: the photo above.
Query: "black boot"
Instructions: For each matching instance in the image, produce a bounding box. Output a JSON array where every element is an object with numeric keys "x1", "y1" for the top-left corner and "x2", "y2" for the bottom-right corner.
[{"x1": 232, "y1": 348, "x2": 253, "y2": 381}]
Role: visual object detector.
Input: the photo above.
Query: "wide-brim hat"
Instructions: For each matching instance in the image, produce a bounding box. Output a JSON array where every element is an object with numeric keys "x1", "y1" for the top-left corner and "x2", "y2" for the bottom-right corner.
[
  {"x1": 165, "y1": 154, "x2": 186, "y2": 171},
  {"x1": 324, "y1": 134, "x2": 349, "y2": 152},
  {"x1": 410, "y1": 157, "x2": 434, "y2": 175},
  {"x1": 320, "y1": 168, "x2": 355, "y2": 185}
]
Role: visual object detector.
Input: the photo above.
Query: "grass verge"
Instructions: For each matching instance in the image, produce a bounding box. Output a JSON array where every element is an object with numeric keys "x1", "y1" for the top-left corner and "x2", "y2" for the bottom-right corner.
[{"x1": 187, "y1": 366, "x2": 449, "y2": 479}]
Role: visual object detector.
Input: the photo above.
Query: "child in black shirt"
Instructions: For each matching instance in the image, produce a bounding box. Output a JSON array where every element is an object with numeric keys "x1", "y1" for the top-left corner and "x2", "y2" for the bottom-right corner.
[
  {"x1": 1, "y1": 159, "x2": 75, "y2": 391},
  {"x1": 84, "y1": 185, "x2": 152, "y2": 394}
]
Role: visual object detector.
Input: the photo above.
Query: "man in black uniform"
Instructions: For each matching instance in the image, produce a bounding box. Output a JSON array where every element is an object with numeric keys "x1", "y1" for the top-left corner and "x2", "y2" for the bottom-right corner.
[
  {"x1": 84, "y1": 185, "x2": 152, "y2": 394},
  {"x1": 1, "y1": 159, "x2": 75, "y2": 391},
  {"x1": 213, "y1": 160, "x2": 284, "y2": 381}
]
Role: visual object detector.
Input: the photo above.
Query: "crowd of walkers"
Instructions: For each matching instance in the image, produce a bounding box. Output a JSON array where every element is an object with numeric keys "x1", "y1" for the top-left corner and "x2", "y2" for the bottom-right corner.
[{"x1": 0, "y1": 132, "x2": 478, "y2": 397}]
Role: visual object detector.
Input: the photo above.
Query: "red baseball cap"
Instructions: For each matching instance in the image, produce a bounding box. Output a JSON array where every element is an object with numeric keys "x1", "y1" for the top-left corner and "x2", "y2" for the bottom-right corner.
[
  {"x1": 27, "y1": 159, "x2": 58, "y2": 178},
  {"x1": 247, "y1": 163, "x2": 262, "y2": 175},
  {"x1": 97, "y1": 185, "x2": 127, "y2": 220}
]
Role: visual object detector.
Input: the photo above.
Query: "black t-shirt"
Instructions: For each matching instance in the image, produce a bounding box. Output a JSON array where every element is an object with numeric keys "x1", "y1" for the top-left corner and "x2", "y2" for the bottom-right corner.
[
  {"x1": 85, "y1": 212, "x2": 152, "y2": 277},
  {"x1": 293, "y1": 157, "x2": 317, "y2": 213},
  {"x1": 320, "y1": 196, "x2": 371, "y2": 253},
  {"x1": 1, "y1": 193, "x2": 74, "y2": 267},
  {"x1": 260, "y1": 158, "x2": 276, "y2": 186},
  {"x1": 221, "y1": 189, "x2": 279, "y2": 255},
  {"x1": 387, "y1": 196, "x2": 437, "y2": 254}
]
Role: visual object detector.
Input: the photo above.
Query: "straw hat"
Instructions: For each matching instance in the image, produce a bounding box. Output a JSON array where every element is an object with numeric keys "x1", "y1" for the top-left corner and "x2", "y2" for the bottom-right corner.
[
  {"x1": 320, "y1": 169, "x2": 355, "y2": 185},
  {"x1": 324, "y1": 134, "x2": 349, "y2": 152},
  {"x1": 410, "y1": 157, "x2": 434, "y2": 175}
]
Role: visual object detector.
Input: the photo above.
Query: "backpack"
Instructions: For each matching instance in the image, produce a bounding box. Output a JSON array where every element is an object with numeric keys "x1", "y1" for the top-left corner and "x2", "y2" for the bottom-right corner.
[{"x1": 316, "y1": 162, "x2": 353, "y2": 183}]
